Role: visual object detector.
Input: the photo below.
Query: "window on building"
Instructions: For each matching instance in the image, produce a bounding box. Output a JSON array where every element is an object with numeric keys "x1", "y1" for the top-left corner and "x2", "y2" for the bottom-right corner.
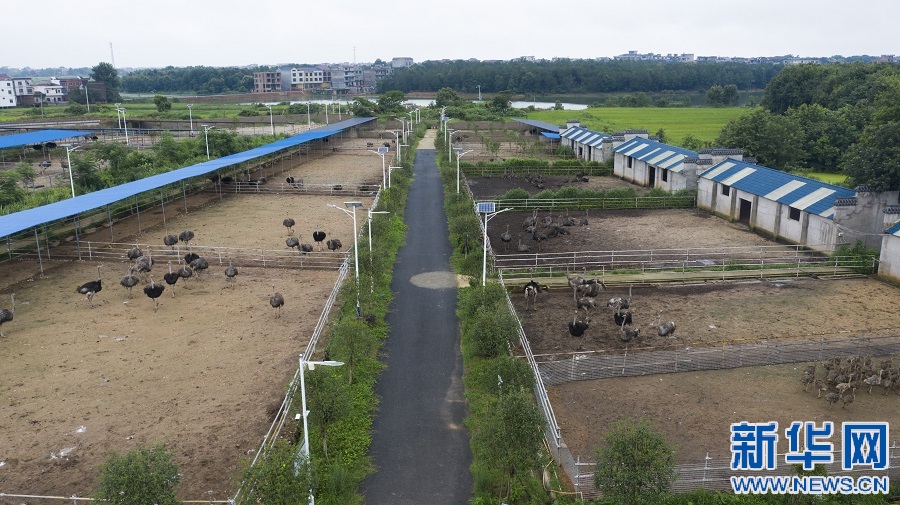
[
  {"x1": 788, "y1": 207, "x2": 801, "y2": 221},
  {"x1": 627, "y1": 157, "x2": 633, "y2": 168},
  {"x1": 661, "y1": 169, "x2": 668, "y2": 182},
  {"x1": 721, "y1": 184, "x2": 731, "y2": 196}
]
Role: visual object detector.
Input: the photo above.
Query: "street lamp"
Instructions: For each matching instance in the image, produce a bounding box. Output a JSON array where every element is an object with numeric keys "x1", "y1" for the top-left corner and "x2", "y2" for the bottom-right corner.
[
  {"x1": 328, "y1": 202, "x2": 363, "y2": 314},
  {"x1": 265, "y1": 104, "x2": 275, "y2": 136},
  {"x1": 186, "y1": 104, "x2": 194, "y2": 136},
  {"x1": 395, "y1": 117, "x2": 406, "y2": 141},
  {"x1": 298, "y1": 359, "x2": 344, "y2": 505},
  {"x1": 447, "y1": 129, "x2": 458, "y2": 162},
  {"x1": 455, "y1": 149, "x2": 473, "y2": 194},
  {"x1": 84, "y1": 82, "x2": 90, "y2": 112},
  {"x1": 65, "y1": 145, "x2": 81, "y2": 198},
  {"x1": 117, "y1": 107, "x2": 129, "y2": 145},
  {"x1": 388, "y1": 130, "x2": 402, "y2": 163},
  {"x1": 115, "y1": 103, "x2": 122, "y2": 128},
  {"x1": 202, "y1": 125, "x2": 214, "y2": 159},
  {"x1": 367, "y1": 149, "x2": 387, "y2": 189},
  {"x1": 367, "y1": 208, "x2": 390, "y2": 254},
  {"x1": 306, "y1": 102, "x2": 311, "y2": 131},
  {"x1": 476, "y1": 202, "x2": 511, "y2": 286}
]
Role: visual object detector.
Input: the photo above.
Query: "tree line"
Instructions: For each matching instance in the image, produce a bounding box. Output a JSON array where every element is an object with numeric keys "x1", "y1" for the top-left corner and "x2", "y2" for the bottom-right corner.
[
  {"x1": 378, "y1": 59, "x2": 782, "y2": 94},
  {"x1": 715, "y1": 62, "x2": 900, "y2": 190},
  {"x1": 122, "y1": 66, "x2": 272, "y2": 95}
]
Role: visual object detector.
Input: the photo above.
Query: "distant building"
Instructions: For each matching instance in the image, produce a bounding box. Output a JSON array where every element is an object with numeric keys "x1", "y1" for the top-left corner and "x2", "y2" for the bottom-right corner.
[
  {"x1": 0, "y1": 74, "x2": 16, "y2": 108},
  {"x1": 289, "y1": 67, "x2": 327, "y2": 90},
  {"x1": 252, "y1": 70, "x2": 284, "y2": 93},
  {"x1": 32, "y1": 82, "x2": 66, "y2": 103},
  {"x1": 391, "y1": 57, "x2": 414, "y2": 69}
]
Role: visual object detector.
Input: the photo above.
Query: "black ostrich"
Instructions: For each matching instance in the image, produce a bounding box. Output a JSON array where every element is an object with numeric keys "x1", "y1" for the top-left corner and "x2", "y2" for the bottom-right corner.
[
  {"x1": 163, "y1": 234, "x2": 178, "y2": 250},
  {"x1": 179, "y1": 230, "x2": 195, "y2": 250},
  {"x1": 613, "y1": 310, "x2": 633, "y2": 327},
  {"x1": 225, "y1": 261, "x2": 238, "y2": 288},
  {"x1": 313, "y1": 228, "x2": 326, "y2": 250},
  {"x1": 143, "y1": 276, "x2": 165, "y2": 311},
  {"x1": 126, "y1": 245, "x2": 143, "y2": 262},
  {"x1": 76, "y1": 265, "x2": 103, "y2": 307},
  {"x1": 568, "y1": 312, "x2": 590, "y2": 337},
  {"x1": 283, "y1": 217, "x2": 296, "y2": 236},
  {"x1": 500, "y1": 225, "x2": 512, "y2": 251},
  {"x1": 163, "y1": 262, "x2": 180, "y2": 298},
  {"x1": 326, "y1": 239, "x2": 342, "y2": 252},
  {"x1": 184, "y1": 252, "x2": 200, "y2": 266},
  {"x1": 119, "y1": 267, "x2": 140, "y2": 299},
  {"x1": 0, "y1": 293, "x2": 15, "y2": 337},
  {"x1": 189, "y1": 256, "x2": 209, "y2": 278},
  {"x1": 270, "y1": 286, "x2": 284, "y2": 318},
  {"x1": 286, "y1": 236, "x2": 300, "y2": 252}
]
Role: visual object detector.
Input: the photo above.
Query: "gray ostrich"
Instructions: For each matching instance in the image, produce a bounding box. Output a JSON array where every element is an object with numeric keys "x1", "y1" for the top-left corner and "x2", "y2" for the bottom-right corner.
[
  {"x1": 0, "y1": 293, "x2": 15, "y2": 337},
  {"x1": 163, "y1": 234, "x2": 178, "y2": 250},
  {"x1": 283, "y1": 217, "x2": 296, "y2": 236},
  {"x1": 500, "y1": 225, "x2": 512, "y2": 251},
  {"x1": 225, "y1": 261, "x2": 238, "y2": 287},
  {"x1": 179, "y1": 230, "x2": 195, "y2": 250},
  {"x1": 270, "y1": 285, "x2": 284, "y2": 318},
  {"x1": 119, "y1": 267, "x2": 140, "y2": 299},
  {"x1": 286, "y1": 236, "x2": 300, "y2": 252}
]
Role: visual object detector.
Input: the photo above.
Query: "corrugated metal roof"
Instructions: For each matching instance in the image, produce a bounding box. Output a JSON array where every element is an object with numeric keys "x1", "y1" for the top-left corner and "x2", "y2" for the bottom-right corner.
[
  {"x1": 0, "y1": 118, "x2": 375, "y2": 238},
  {"x1": 540, "y1": 132, "x2": 560, "y2": 139},
  {"x1": 513, "y1": 118, "x2": 561, "y2": 133},
  {"x1": 700, "y1": 158, "x2": 855, "y2": 218},
  {"x1": 560, "y1": 125, "x2": 609, "y2": 144},
  {"x1": 886, "y1": 222, "x2": 900, "y2": 236},
  {"x1": 612, "y1": 137, "x2": 697, "y2": 173},
  {"x1": 0, "y1": 129, "x2": 94, "y2": 149}
]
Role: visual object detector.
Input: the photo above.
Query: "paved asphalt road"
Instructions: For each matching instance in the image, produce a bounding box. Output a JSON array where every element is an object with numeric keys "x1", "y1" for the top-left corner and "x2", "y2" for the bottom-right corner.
[{"x1": 361, "y1": 147, "x2": 473, "y2": 504}]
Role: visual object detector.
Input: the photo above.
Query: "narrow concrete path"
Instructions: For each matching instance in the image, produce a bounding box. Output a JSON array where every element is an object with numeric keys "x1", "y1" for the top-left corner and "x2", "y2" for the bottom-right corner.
[{"x1": 362, "y1": 132, "x2": 472, "y2": 504}]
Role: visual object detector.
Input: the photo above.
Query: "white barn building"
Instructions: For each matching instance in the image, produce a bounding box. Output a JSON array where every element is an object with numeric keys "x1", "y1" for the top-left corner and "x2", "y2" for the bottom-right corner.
[
  {"x1": 880, "y1": 220, "x2": 900, "y2": 283},
  {"x1": 559, "y1": 122, "x2": 611, "y2": 162},
  {"x1": 612, "y1": 134, "x2": 701, "y2": 191}
]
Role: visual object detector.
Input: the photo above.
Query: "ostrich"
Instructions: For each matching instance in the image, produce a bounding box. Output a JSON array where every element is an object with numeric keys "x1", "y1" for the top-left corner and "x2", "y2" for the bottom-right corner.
[
  {"x1": 176, "y1": 263, "x2": 193, "y2": 287},
  {"x1": 134, "y1": 255, "x2": 154, "y2": 280},
  {"x1": 568, "y1": 312, "x2": 589, "y2": 337},
  {"x1": 522, "y1": 209, "x2": 537, "y2": 230},
  {"x1": 283, "y1": 217, "x2": 296, "y2": 236},
  {"x1": 840, "y1": 394, "x2": 854, "y2": 409},
  {"x1": 184, "y1": 252, "x2": 200, "y2": 266},
  {"x1": 225, "y1": 261, "x2": 238, "y2": 287},
  {"x1": 76, "y1": 265, "x2": 103, "y2": 307},
  {"x1": 657, "y1": 321, "x2": 677, "y2": 337},
  {"x1": 179, "y1": 230, "x2": 195, "y2": 250},
  {"x1": 270, "y1": 286, "x2": 284, "y2": 318},
  {"x1": 531, "y1": 228, "x2": 548, "y2": 251},
  {"x1": 0, "y1": 293, "x2": 15, "y2": 337},
  {"x1": 523, "y1": 279, "x2": 540, "y2": 311},
  {"x1": 576, "y1": 279, "x2": 603, "y2": 298},
  {"x1": 863, "y1": 370, "x2": 883, "y2": 394},
  {"x1": 189, "y1": 256, "x2": 209, "y2": 279},
  {"x1": 824, "y1": 392, "x2": 841, "y2": 407},
  {"x1": 516, "y1": 237, "x2": 530, "y2": 253},
  {"x1": 143, "y1": 276, "x2": 165, "y2": 311},
  {"x1": 119, "y1": 267, "x2": 140, "y2": 299},
  {"x1": 313, "y1": 228, "x2": 327, "y2": 251},
  {"x1": 126, "y1": 245, "x2": 143, "y2": 262},
  {"x1": 286, "y1": 236, "x2": 300, "y2": 252},
  {"x1": 576, "y1": 296, "x2": 597, "y2": 317},
  {"x1": 326, "y1": 239, "x2": 342, "y2": 252},
  {"x1": 579, "y1": 210, "x2": 589, "y2": 226},
  {"x1": 163, "y1": 234, "x2": 178, "y2": 250},
  {"x1": 500, "y1": 225, "x2": 512, "y2": 251},
  {"x1": 800, "y1": 373, "x2": 815, "y2": 392},
  {"x1": 620, "y1": 318, "x2": 640, "y2": 342},
  {"x1": 163, "y1": 262, "x2": 180, "y2": 298},
  {"x1": 607, "y1": 287, "x2": 632, "y2": 312}
]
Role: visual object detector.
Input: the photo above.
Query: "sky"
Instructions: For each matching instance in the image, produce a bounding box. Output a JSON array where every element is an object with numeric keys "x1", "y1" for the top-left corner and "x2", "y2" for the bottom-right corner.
[{"x1": 6, "y1": 0, "x2": 899, "y2": 70}]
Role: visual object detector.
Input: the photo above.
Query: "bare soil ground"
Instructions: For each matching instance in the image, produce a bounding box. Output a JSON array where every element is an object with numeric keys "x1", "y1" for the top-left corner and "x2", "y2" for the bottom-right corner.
[
  {"x1": 468, "y1": 174, "x2": 645, "y2": 200},
  {"x1": 513, "y1": 277, "x2": 900, "y2": 355},
  {"x1": 488, "y1": 208, "x2": 777, "y2": 256},
  {"x1": 550, "y1": 361, "x2": 900, "y2": 464},
  {"x1": 0, "y1": 139, "x2": 382, "y2": 500}
]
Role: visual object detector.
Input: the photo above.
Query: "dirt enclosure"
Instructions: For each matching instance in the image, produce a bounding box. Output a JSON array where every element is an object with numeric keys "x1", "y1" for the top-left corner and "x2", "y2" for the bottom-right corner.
[
  {"x1": 0, "y1": 141, "x2": 382, "y2": 499},
  {"x1": 467, "y1": 174, "x2": 644, "y2": 200}
]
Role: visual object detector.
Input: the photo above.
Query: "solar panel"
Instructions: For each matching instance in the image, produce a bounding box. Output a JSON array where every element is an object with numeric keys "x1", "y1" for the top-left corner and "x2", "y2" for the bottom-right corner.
[
  {"x1": 377, "y1": 146, "x2": 389, "y2": 153},
  {"x1": 476, "y1": 202, "x2": 495, "y2": 214}
]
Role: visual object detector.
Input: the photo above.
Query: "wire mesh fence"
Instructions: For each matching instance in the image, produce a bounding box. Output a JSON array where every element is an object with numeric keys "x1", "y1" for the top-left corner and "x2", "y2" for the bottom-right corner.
[
  {"x1": 493, "y1": 195, "x2": 697, "y2": 211},
  {"x1": 536, "y1": 333, "x2": 900, "y2": 386}
]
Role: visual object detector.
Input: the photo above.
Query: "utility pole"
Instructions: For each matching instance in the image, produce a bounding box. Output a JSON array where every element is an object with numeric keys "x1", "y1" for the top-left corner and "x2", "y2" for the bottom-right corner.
[{"x1": 109, "y1": 42, "x2": 116, "y2": 68}]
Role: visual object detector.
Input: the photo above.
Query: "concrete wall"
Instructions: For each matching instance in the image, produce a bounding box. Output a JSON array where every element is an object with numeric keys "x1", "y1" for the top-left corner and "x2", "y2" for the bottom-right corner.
[
  {"x1": 833, "y1": 190, "x2": 900, "y2": 251},
  {"x1": 878, "y1": 234, "x2": 900, "y2": 284}
]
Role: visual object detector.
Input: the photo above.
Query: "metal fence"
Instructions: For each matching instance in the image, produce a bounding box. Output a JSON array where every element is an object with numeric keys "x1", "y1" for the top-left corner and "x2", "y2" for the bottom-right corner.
[
  {"x1": 536, "y1": 333, "x2": 900, "y2": 386},
  {"x1": 493, "y1": 196, "x2": 697, "y2": 211},
  {"x1": 571, "y1": 446, "x2": 900, "y2": 498},
  {"x1": 463, "y1": 165, "x2": 613, "y2": 178}
]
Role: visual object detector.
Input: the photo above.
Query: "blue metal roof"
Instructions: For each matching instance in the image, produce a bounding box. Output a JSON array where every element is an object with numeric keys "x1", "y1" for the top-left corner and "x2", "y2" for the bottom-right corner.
[
  {"x1": 613, "y1": 137, "x2": 697, "y2": 173},
  {"x1": 0, "y1": 129, "x2": 94, "y2": 149},
  {"x1": 0, "y1": 118, "x2": 375, "y2": 238},
  {"x1": 700, "y1": 158, "x2": 856, "y2": 219},
  {"x1": 541, "y1": 132, "x2": 560, "y2": 139},
  {"x1": 512, "y1": 118, "x2": 561, "y2": 133},
  {"x1": 886, "y1": 222, "x2": 900, "y2": 236},
  {"x1": 561, "y1": 126, "x2": 610, "y2": 148}
]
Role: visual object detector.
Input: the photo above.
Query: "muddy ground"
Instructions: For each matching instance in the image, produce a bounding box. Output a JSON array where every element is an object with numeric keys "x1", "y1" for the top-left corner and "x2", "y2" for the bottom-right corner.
[
  {"x1": 467, "y1": 174, "x2": 645, "y2": 200},
  {"x1": 0, "y1": 139, "x2": 382, "y2": 500}
]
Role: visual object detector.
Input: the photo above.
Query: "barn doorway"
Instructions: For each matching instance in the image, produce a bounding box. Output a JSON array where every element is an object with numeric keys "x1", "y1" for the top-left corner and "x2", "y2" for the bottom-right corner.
[
  {"x1": 648, "y1": 166, "x2": 656, "y2": 187},
  {"x1": 739, "y1": 198, "x2": 752, "y2": 223}
]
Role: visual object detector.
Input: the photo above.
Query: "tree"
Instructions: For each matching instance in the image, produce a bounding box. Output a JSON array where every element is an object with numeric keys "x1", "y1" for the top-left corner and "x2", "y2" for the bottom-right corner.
[
  {"x1": 706, "y1": 85, "x2": 725, "y2": 106},
  {"x1": 70, "y1": 153, "x2": 104, "y2": 194},
  {"x1": 841, "y1": 121, "x2": 900, "y2": 191},
  {"x1": 91, "y1": 62, "x2": 121, "y2": 102},
  {"x1": 153, "y1": 94, "x2": 172, "y2": 112},
  {"x1": 95, "y1": 444, "x2": 180, "y2": 505},
  {"x1": 303, "y1": 366, "x2": 351, "y2": 460},
  {"x1": 350, "y1": 97, "x2": 375, "y2": 117},
  {"x1": 553, "y1": 100, "x2": 564, "y2": 111},
  {"x1": 654, "y1": 128, "x2": 667, "y2": 144},
  {"x1": 716, "y1": 107, "x2": 804, "y2": 169},
  {"x1": 376, "y1": 90, "x2": 406, "y2": 114},
  {"x1": 594, "y1": 418, "x2": 676, "y2": 504},
  {"x1": 680, "y1": 133, "x2": 708, "y2": 151},
  {"x1": 327, "y1": 318, "x2": 376, "y2": 385},
  {"x1": 489, "y1": 90, "x2": 513, "y2": 112},
  {"x1": 240, "y1": 440, "x2": 315, "y2": 505},
  {"x1": 16, "y1": 162, "x2": 37, "y2": 189},
  {"x1": 722, "y1": 84, "x2": 740, "y2": 106},
  {"x1": 435, "y1": 87, "x2": 462, "y2": 107},
  {"x1": 474, "y1": 389, "x2": 544, "y2": 501},
  {"x1": 0, "y1": 171, "x2": 24, "y2": 206}
]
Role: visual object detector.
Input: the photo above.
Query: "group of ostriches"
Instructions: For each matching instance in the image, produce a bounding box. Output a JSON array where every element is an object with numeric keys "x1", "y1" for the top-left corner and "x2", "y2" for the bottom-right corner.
[
  {"x1": 502, "y1": 210, "x2": 591, "y2": 253},
  {"x1": 800, "y1": 355, "x2": 900, "y2": 409},
  {"x1": 283, "y1": 217, "x2": 341, "y2": 254},
  {"x1": 523, "y1": 277, "x2": 676, "y2": 344}
]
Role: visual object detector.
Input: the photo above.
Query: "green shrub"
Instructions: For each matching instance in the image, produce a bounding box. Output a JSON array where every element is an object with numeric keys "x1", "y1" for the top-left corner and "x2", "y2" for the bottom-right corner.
[
  {"x1": 239, "y1": 440, "x2": 314, "y2": 505},
  {"x1": 468, "y1": 306, "x2": 518, "y2": 358},
  {"x1": 95, "y1": 444, "x2": 180, "y2": 505},
  {"x1": 498, "y1": 187, "x2": 530, "y2": 200},
  {"x1": 833, "y1": 240, "x2": 879, "y2": 274},
  {"x1": 237, "y1": 108, "x2": 260, "y2": 117},
  {"x1": 594, "y1": 418, "x2": 676, "y2": 504}
]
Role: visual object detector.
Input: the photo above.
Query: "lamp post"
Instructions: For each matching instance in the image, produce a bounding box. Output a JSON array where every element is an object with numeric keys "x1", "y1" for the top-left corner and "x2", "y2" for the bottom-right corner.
[
  {"x1": 65, "y1": 145, "x2": 81, "y2": 198},
  {"x1": 117, "y1": 107, "x2": 129, "y2": 145},
  {"x1": 455, "y1": 149, "x2": 473, "y2": 193},
  {"x1": 328, "y1": 202, "x2": 363, "y2": 314},
  {"x1": 306, "y1": 102, "x2": 312, "y2": 131},
  {"x1": 265, "y1": 104, "x2": 275, "y2": 136},
  {"x1": 367, "y1": 208, "x2": 390, "y2": 254},
  {"x1": 202, "y1": 125, "x2": 214, "y2": 159},
  {"x1": 298, "y1": 359, "x2": 344, "y2": 505},
  {"x1": 395, "y1": 117, "x2": 406, "y2": 141},
  {"x1": 367, "y1": 149, "x2": 387, "y2": 189},
  {"x1": 477, "y1": 84, "x2": 482, "y2": 102},
  {"x1": 115, "y1": 103, "x2": 122, "y2": 128},
  {"x1": 447, "y1": 129, "x2": 458, "y2": 162},
  {"x1": 84, "y1": 82, "x2": 90, "y2": 112},
  {"x1": 477, "y1": 203, "x2": 511, "y2": 286},
  {"x1": 186, "y1": 104, "x2": 194, "y2": 136},
  {"x1": 324, "y1": 104, "x2": 329, "y2": 124},
  {"x1": 388, "y1": 130, "x2": 402, "y2": 164}
]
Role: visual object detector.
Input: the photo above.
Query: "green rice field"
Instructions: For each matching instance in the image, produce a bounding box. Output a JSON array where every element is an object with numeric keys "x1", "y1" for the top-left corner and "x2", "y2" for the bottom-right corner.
[{"x1": 525, "y1": 107, "x2": 746, "y2": 147}]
